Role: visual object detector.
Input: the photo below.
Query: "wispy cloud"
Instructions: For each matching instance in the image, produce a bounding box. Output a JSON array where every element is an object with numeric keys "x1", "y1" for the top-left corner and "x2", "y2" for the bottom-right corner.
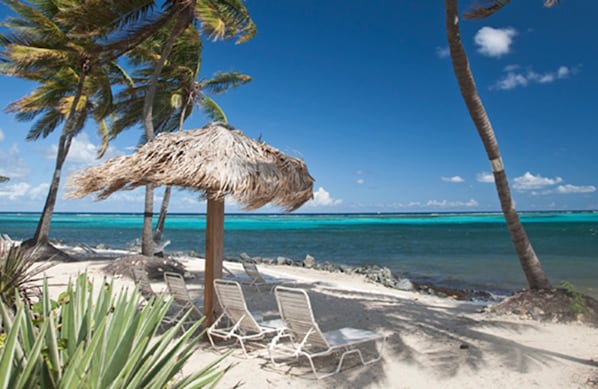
[
  {"x1": 0, "y1": 144, "x2": 30, "y2": 179},
  {"x1": 513, "y1": 172, "x2": 563, "y2": 191},
  {"x1": 492, "y1": 64, "x2": 580, "y2": 90},
  {"x1": 355, "y1": 169, "x2": 365, "y2": 185},
  {"x1": 476, "y1": 172, "x2": 494, "y2": 183},
  {"x1": 513, "y1": 172, "x2": 595, "y2": 196},
  {"x1": 426, "y1": 199, "x2": 479, "y2": 207},
  {"x1": 46, "y1": 133, "x2": 122, "y2": 166},
  {"x1": 436, "y1": 46, "x2": 450, "y2": 58},
  {"x1": 441, "y1": 176, "x2": 464, "y2": 183},
  {"x1": 0, "y1": 182, "x2": 48, "y2": 201},
  {"x1": 556, "y1": 184, "x2": 596, "y2": 194},
  {"x1": 0, "y1": 129, "x2": 4, "y2": 142},
  {"x1": 474, "y1": 27, "x2": 517, "y2": 57}
]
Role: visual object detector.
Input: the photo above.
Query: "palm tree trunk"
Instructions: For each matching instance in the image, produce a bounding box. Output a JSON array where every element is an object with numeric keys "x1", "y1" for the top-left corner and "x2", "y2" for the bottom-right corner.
[
  {"x1": 140, "y1": 14, "x2": 191, "y2": 256},
  {"x1": 153, "y1": 99, "x2": 189, "y2": 243},
  {"x1": 444, "y1": 0, "x2": 551, "y2": 290},
  {"x1": 33, "y1": 61, "x2": 90, "y2": 245},
  {"x1": 141, "y1": 184, "x2": 154, "y2": 255},
  {"x1": 153, "y1": 186, "x2": 171, "y2": 243}
]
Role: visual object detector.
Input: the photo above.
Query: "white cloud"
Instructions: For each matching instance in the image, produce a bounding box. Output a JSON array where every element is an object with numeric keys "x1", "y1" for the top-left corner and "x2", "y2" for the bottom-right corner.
[
  {"x1": 28, "y1": 183, "x2": 49, "y2": 200},
  {"x1": 476, "y1": 172, "x2": 495, "y2": 183},
  {"x1": 492, "y1": 64, "x2": 579, "y2": 90},
  {"x1": 513, "y1": 172, "x2": 563, "y2": 191},
  {"x1": 356, "y1": 178, "x2": 365, "y2": 185},
  {"x1": 0, "y1": 144, "x2": 30, "y2": 179},
  {"x1": 441, "y1": 176, "x2": 464, "y2": 183},
  {"x1": 308, "y1": 187, "x2": 342, "y2": 207},
  {"x1": 45, "y1": 133, "x2": 121, "y2": 166},
  {"x1": 436, "y1": 46, "x2": 450, "y2": 58},
  {"x1": 474, "y1": 27, "x2": 517, "y2": 57},
  {"x1": 0, "y1": 182, "x2": 30, "y2": 200},
  {"x1": 426, "y1": 199, "x2": 479, "y2": 208},
  {"x1": 556, "y1": 184, "x2": 596, "y2": 194},
  {"x1": 0, "y1": 129, "x2": 4, "y2": 142},
  {"x1": 68, "y1": 133, "x2": 104, "y2": 164}
]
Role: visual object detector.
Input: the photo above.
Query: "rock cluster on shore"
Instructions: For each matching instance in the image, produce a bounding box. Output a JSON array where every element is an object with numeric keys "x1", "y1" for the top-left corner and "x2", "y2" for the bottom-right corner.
[{"x1": 231, "y1": 252, "x2": 496, "y2": 301}]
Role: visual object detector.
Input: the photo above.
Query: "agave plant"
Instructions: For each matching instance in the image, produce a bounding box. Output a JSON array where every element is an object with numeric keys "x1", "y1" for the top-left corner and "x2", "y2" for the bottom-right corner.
[
  {"x1": 0, "y1": 273, "x2": 229, "y2": 388},
  {"x1": 0, "y1": 244, "x2": 51, "y2": 308}
]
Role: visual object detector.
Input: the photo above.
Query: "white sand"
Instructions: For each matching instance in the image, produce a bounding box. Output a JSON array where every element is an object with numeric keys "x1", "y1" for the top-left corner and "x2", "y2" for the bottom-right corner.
[{"x1": 39, "y1": 256, "x2": 598, "y2": 389}]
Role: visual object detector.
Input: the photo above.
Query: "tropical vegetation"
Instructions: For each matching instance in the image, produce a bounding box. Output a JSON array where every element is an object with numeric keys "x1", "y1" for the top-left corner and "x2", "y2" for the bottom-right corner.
[
  {"x1": 0, "y1": 0, "x2": 256, "y2": 259},
  {"x1": 0, "y1": 271, "x2": 227, "y2": 388},
  {"x1": 112, "y1": 22, "x2": 251, "y2": 244},
  {"x1": 0, "y1": 0, "x2": 137, "y2": 259}
]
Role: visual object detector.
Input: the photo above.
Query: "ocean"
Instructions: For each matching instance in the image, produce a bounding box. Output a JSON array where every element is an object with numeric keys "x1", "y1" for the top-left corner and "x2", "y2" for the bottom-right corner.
[{"x1": 1, "y1": 211, "x2": 597, "y2": 298}]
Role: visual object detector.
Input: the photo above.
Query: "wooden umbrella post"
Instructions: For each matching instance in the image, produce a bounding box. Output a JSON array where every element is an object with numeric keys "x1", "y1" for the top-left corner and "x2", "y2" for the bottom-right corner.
[{"x1": 204, "y1": 196, "x2": 224, "y2": 326}]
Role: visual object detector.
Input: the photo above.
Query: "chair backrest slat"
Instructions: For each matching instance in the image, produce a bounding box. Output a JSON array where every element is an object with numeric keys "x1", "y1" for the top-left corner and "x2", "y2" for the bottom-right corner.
[
  {"x1": 242, "y1": 262, "x2": 266, "y2": 284},
  {"x1": 274, "y1": 286, "x2": 329, "y2": 350},
  {"x1": 214, "y1": 279, "x2": 261, "y2": 333},
  {"x1": 164, "y1": 272, "x2": 192, "y2": 303}
]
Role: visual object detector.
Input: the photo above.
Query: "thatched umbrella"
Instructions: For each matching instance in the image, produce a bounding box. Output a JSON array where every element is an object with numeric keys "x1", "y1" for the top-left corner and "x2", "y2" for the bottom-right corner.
[{"x1": 68, "y1": 122, "x2": 314, "y2": 324}]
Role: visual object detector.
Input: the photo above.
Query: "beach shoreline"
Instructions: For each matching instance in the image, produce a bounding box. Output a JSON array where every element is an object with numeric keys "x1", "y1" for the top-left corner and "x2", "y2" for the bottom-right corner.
[{"x1": 31, "y1": 245, "x2": 598, "y2": 389}]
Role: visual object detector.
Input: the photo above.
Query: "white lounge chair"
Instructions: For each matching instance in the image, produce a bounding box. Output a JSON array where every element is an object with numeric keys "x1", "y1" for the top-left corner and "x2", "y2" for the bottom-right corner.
[
  {"x1": 163, "y1": 272, "x2": 203, "y2": 327},
  {"x1": 241, "y1": 261, "x2": 282, "y2": 292},
  {"x1": 132, "y1": 267, "x2": 157, "y2": 302},
  {"x1": 208, "y1": 278, "x2": 286, "y2": 356},
  {"x1": 270, "y1": 286, "x2": 385, "y2": 379},
  {"x1": 133, "y1": 267, "x2": 180, "y2": 330}
]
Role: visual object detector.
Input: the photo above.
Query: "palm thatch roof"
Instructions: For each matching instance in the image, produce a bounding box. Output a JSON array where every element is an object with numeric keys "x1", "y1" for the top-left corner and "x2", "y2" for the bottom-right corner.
[{"x1": 67, "y1": 123, "x2": 314, "y2": 211}]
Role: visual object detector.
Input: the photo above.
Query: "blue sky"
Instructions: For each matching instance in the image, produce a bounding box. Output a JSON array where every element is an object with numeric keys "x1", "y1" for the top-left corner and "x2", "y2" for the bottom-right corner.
[{"x1": 0, "y1": 1, "x2": 597, "y2": 214}]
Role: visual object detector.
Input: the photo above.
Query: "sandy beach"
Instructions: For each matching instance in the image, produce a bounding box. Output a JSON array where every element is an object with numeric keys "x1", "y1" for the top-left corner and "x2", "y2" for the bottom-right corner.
[{"x1": 38, "y1": 254, "x2": 598, "y2": 389}]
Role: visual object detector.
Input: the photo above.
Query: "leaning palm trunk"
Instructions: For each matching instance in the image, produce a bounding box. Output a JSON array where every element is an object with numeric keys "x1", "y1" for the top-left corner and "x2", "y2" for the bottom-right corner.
[
  {"x1": 32, "y1": 65, "x2": 89, "y2": 247},
  {"x1": 444, "y1": 0, "x2": 551, "y2": 290},
  {"x1": 154, "y1": 94, "x2": 193, "y2": 243},
  {"x1": 154, "y1": 185, "x2": 171, "y2": 243},
  {"x1": 141, "y1": 14, "x2": 192, "y2": 256}
]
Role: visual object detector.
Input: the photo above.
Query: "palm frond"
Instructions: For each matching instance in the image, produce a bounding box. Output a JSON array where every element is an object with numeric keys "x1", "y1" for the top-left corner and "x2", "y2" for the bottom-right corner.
[
  {"x1": 199, "y1": 95, "x2": 226, "y2": 123},
  {"x1": 463, "y1": 0, "x2": 511, "y2": 19},
  {"x1": 195, "y1": 0, "x2": 256, "y2": 43},
  {"x1": 26, "y1": 109, "x2": 63, "y2": 140},
  {"x1": 203, "y1": 71, "x2": 251, "y2": 95}
]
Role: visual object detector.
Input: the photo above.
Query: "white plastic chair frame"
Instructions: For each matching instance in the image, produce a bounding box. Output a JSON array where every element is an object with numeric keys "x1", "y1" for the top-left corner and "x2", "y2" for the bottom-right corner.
[
  {"x1": 270, "y1": 286, "x2": 385, "y2": 379},
  {"x1": 208, "y1": 278, "x2": 285, "y2": 356}
]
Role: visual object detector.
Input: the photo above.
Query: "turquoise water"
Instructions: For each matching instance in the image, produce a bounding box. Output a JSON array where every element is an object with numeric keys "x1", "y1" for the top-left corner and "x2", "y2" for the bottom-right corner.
[{"x1": 1, "y1": 212, "x2": 597, "y2": 298}]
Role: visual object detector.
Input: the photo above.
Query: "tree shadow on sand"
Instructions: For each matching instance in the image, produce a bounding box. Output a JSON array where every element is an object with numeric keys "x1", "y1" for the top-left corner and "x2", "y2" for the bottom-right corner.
[{"x1": 255, "y1": 284, "x2": 598, "y2": 388}]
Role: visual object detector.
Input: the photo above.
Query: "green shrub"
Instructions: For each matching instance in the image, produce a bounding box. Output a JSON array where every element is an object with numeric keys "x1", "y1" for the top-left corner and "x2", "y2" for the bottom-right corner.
[
  {"x1": 559, "y1": 280, "x2": 586, "y2": 315},
  {"x1": 0, "y1": 244, "x2": 51, "y2": 308},
  {"x1": 0, "y1": 273, "x2": 229, "y2": 388}
]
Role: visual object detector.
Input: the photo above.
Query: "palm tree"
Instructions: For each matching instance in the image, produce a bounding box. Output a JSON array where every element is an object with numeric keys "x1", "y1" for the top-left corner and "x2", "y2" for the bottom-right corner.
[
  {"x1": 443, "y1": 0, "x2": 559, "y2": 289},
  {"x1": 112, "y1": 23, "x2": 251, "y2": 243},
  {"x1": 115, "y1": 0, "x2": 256, "y2": 256},
  {"x1": 0, "y1": 0, "x2": 133, "y2": 258}
]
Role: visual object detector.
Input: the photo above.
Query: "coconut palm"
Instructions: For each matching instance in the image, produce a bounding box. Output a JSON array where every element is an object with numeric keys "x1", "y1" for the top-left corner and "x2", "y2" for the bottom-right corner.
[
  {"x1": 113, "y1": 24, "x2": 251, "y2": 243},
  {"x1": 113, "y1": 0, "x2": 255, "y2": 256},
  {"x1": 0, "y1": 0, "x2": 133, "y2": 259},
  {"x1": 443, "y1": 0, "x2": 559, "y2": 289}
]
